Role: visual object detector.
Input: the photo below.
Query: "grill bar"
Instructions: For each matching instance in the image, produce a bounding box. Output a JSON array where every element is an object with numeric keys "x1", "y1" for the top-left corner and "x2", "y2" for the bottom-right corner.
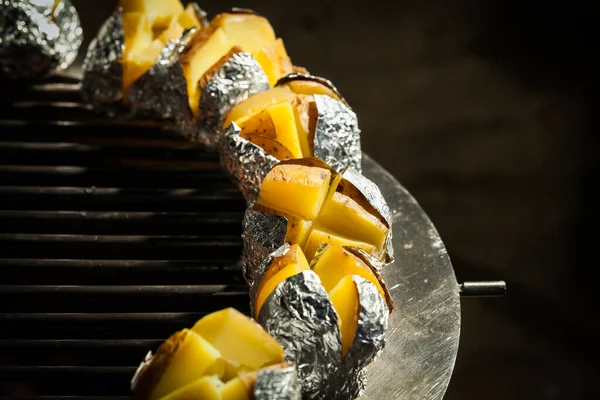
[{"x1": 0, "y1": 80, "x2": 247, "y2": 397}]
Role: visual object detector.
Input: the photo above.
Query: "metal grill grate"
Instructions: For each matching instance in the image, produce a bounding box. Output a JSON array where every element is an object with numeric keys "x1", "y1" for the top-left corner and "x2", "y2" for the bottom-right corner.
[{"x1": 0, "y1": 76, "x2": 249, "y2": 398}]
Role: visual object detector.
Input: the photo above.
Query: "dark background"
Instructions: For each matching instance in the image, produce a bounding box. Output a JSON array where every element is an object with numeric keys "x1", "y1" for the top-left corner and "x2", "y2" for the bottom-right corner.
[{"x1": 72, "y1": 0, "x2": 598, "y2": 398}]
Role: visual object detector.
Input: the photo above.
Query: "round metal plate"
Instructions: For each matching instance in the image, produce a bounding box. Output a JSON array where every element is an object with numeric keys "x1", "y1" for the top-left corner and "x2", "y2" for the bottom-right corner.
[{"x1": 361, "y1": 154, "x2": 461, "y2": 400}]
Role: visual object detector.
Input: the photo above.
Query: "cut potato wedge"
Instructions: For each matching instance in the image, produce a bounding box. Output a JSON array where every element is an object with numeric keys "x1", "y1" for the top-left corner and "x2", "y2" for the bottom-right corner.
[
  {"x1": 256, "y1": 163, "x2": 332, "y2": 220},
  {"x1": 251, "y1": 160, "x2": 388, "y2": 262},
  {"x1": 179, "y1": 11, "x2": 291, "y2": 115},
  {"x1": 132, "y1": 309, "x2": 288, "y2": 400},
  {"x1": 119, "y1": 0, "x2": 203, "y2": 99},
  {"x1": 329, "y1": 275, "x2": 360, "y2": 357},
  {"x1": 254, "y1": 244, "x2": 389, "y2": 362},
  {"x1": 224, "y1": 75, "x2": 345, "y2": 161},
  {"x1": 192, "y1": 308, "x2": 285, "y2": 371},
  {"x1": 254, "y1": 39, "x2": 294, "y2": 86},
  {"x1": 255, "y1": 244, "x2": 310, "y2": 316},
  {"x1": 120, "y1": 0, "x2": 184, "y2": 27},
  {"x1": 311, "y1": 245, "x2": 386, "y2": 300}
]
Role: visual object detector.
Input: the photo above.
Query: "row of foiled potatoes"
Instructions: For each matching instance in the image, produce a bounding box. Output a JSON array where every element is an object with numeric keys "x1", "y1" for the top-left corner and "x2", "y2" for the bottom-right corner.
[{"x1": 82, "y1": 1, "x2": 396, "y2": 399}]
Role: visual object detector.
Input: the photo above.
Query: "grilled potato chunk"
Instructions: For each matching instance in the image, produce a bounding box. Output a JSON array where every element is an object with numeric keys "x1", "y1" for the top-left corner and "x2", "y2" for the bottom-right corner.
[
  {"x1": 131, "y1": 308, "x2": 287, "y2": 400},
  {"x1": 179, "y1": 11, "x2": 293, "y2": 116},
  {"x1": 252, "y1": 159, "x2": 389, "y2": 261}
]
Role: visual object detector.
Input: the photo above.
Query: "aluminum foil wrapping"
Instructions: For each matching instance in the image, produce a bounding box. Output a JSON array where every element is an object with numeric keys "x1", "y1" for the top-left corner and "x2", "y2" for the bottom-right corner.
[
  {"x1": 341, "y1": 168, "x2": 395, "y2": 263},
  {"x1": 0, "y1": 0, "x2": 83, "y2": 78},
  {"x1": 313, "y1": 94, "x2": 362, "y2": 173},
  {"x1": 195, "y1": 51, "x2": 270, "y2": 146},
  {"x1": 257, "y1": 270, "x2": 343, "y2": 399},
  {"x1": 254, "y1": 365, "x2": 302, "y2": 400},
  {"x1": 81, "y1": 10, "x2": 125, "y2": 114},
  {"x1": 256, "y1": 267, "x2": 389, "y2": 399},
  {"x1": 241, "y1": 209, "x2": 287, "y2": 285},
  {"x1": 337, "y1": 276, "x2": 389, "y2": 399},
  {"x1": 219, "y1": 122, "x2": 279, "y2": 203},
  {"x1": 128, "y1": 29, "x2": 196, "y2": 121}
]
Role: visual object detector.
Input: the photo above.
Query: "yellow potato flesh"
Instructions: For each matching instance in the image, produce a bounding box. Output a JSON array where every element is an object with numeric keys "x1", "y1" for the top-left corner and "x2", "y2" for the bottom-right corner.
[
  {"x1": 156, "y1": 15, "x2": 184, "y2": 45},
  {"x1": 285, "y1": 217, "x2": 313, "y2": 248},
  {"x1": 181, "y1": 27, "x2": 231, "y2": 115},
  {"x1": 214, "y1": 13, "x2": 276, "y2": 54},
  {"x1": 220, "y1": 376, "x2": 251, "y2": 400},
  {"x1": 151, "y1": 330, "x2": 225, "y2": 400},
  {"x1": 159, "y1": 375, "x2": 223, "y2": 400},
  {"x1": 256, "y1": 164, "x2": 331, "y2": 220},
  {"x1": 267, "y1": 101, "x2": 303, "y2": 158},
  {"x1": 120, "y1": 0, "x2": 184, "y2": 27},
  {"x1": 192, "y1": 308, "x2": 285, "y2": 371},
  {"x1": 255, "y1": 244, "x2": 310, "y2": 316},
  {"x1": 303, "y1": 229, "x2": 375, "y2": 261},
  {"x1": 311, "y1": 245, "x2": 386, "y2": 300},
  {"x1": 317, "y1": 191, "x2": 389, "y2": 251},
  {"x1": 122, "y1": 39, "x2": 164, "y2": 100},
  {"x1": 224, "y1": 86, "x2": 295, "y2": 129},
  {"x1": 179, "y1": 4, "x2": 201, "y2": 29},
  {"x1": 254, "y1": 39, "x2": 294, "y2": 86},
  {"x1": 122, "y1": 12, "x2": 152, "y2": 61},
  {"x1": 237, "y1": 100, "x2": 306, "y2": 160},
  {"x1": 328, "y1": 275, "x2": 359, "y2": 357}
]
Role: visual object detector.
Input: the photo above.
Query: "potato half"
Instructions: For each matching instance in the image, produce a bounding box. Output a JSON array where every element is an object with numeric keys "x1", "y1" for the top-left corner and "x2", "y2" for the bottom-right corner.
[
  {"x1": 254, "y1": 244, "x2": 389, "y2": 398},
  {"x1": 131, "y1": 308, "x2": 298, "y2": 400},
  {"x1": 119, "y1": 0, "x2": 204, "y2": 101},
  {"x1": 222, "y1": 74, "x2": 356, "y2": 162},
  {"x1": 179, "y1": 10, "x2": 294, "y2": 116},
  {"x1": 249, "y1": 158, "x2": 390, "y2": 263}
]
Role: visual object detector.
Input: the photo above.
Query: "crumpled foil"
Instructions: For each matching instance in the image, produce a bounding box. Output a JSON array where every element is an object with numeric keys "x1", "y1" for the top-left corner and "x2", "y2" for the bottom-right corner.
[
  {"x1": 255, "y1": 261, "x2": 389, "y2": 399},
  {"x1": 341, "y1": 168, "x2": 395, "y2": 263},
  {"x1": 0, "y1": 0, "x2": 83, "y2": 79},
  {"x1": 254, "y1": 365, "x2": 302, "y2": 400},
  {"x1": 128, "y1": 29, "x2": 197, "y2": 121},
  {"x1": 219, "y1": 122, "x2": 279, "y2": 202},
  {"x1": 241, "y1": 209, "x2": 287, "y2": 285},
  {"x1": 337, "y1": 276, "x2": 389, "y2": 399},
  {"x1": 313, "y1": 94, "x2": 362, "y2": 173},
  {"x1": 81, "y1": 10, "x2": 125, "y2": 115},
  {"x1": 218, "y1": 95, "x2": 361, "y2": 204},
  {"x1": 258, "y1": 270, "x2": 342, "y2": 399},
  {"x1": 196, "y1": 51, "x2": 270, "y2": 147}
]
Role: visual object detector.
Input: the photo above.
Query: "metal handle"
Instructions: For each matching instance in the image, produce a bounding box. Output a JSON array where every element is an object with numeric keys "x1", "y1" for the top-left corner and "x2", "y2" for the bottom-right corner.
[{"x1": 459, "y1": 281, "x2": 506, "y2": 297}]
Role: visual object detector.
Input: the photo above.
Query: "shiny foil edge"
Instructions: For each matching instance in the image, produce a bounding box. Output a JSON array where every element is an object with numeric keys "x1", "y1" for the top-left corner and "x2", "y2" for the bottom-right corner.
[
  {"x1": 81, "y1": 9, "x2": 125, "y2": 115},
  {"x1": 257, "y1": 270, "x2": 343, "y2": 399},
  {"x1": 198, "y1": 51, "x2": 270, "y2": 147},
  {"x1": 218, "y1": 122, "x2": 280, "y2": 204},
  {"x1": 0, "y1": 0, "x2": 83, "y2": 78},
  {"x1": 341, "y1": 167, "x2": 395, "y2": 263},
  {"x1": 128, "y1": 29, "x2": 197, "y2": 122},
  {"x1": 241, "y1": 208, "x2": 288, "y2": 285},
  {"x1": 313, "y1": 94, "x2": 362, "y2": 173},
  {"x1": 254, "y1": 365, "x2": 302, "y2": 400}
]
